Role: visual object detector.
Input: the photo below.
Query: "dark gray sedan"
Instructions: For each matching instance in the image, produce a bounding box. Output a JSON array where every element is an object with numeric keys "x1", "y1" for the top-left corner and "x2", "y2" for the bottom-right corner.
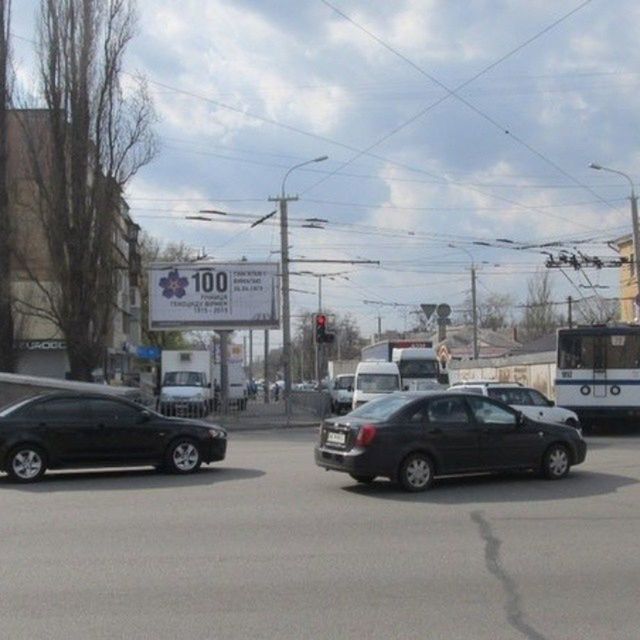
[
  {"x1": 0, "y1": 393, "x2": 227, "y2": 482},
  {"x1": 315, "y1": 392, "x2": 587, "y2": 492}
]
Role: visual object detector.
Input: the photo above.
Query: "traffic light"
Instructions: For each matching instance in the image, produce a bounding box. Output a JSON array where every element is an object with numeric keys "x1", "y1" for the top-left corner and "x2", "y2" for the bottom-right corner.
[
  {"x1": 314, "y1": 313, "x2": 335, "y2": 344},
  {"x1": 315, "y1": 313, "x2": 327, "y2": 343}
]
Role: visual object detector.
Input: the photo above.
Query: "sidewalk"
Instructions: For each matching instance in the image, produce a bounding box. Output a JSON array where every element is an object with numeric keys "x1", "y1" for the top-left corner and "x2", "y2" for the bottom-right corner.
[{"x1": 208, "y1": 400, "x2": 323, "y2": 432}]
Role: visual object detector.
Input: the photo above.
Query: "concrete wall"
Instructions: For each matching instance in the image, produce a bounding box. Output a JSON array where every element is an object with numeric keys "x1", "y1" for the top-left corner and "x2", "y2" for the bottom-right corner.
[
  {"x1": 291, "y1": 390, "x2": 332, "y2": 417},
  {"x1": 449, "y1": 351, "x2": 557, "y2": 398}
]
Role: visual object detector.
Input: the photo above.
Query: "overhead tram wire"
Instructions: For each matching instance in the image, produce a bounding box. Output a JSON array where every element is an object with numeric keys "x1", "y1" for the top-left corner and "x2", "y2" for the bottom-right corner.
[
  {"x1": 134, "y1": 209, "x2": 622, "y2": 257},
  {"x1": 316, "y1": 0, "x2": 616, "y2": 222},
  {"x1": 313, "y1": 0, "x2": 593, "y2": 193},
  {"x1": 126, "y1": 191, "x2": 629, "y2": 222},
  {"x1": 139, "y1": 77, "x2": 598, "y2": 231}
]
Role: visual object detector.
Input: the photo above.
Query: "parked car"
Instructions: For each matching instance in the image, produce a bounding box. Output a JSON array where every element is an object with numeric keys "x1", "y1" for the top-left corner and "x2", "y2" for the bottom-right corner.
[
  {"x1": 315, "y1": 391, "x2": 587, "y2": 492},
  {"x1": 0, "y1": 393, "x2": 227, "y2": 483},
  {"x1": 449, "y1": 382, "x2": 580, "y2": 428}
]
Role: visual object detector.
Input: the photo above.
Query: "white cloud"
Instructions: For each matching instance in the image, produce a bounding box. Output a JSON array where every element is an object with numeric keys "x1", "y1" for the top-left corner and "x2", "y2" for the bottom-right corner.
[{"x1": 138, "y1": 0, "x2": 350, "y2": 140}]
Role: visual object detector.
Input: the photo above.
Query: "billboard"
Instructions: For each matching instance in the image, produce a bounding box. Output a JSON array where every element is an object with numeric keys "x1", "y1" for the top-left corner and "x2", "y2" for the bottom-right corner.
[{"x1": 149, "y1": 262, "x2": 280, "y2": 331}]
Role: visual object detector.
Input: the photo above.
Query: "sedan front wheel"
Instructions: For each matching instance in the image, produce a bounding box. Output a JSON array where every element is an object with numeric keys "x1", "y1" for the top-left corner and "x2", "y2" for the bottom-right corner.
[
  {"x1": 165, "y1": 439, "x2": 202, "y2": 474},
  {"x1": 542, "y1": 444, "x2": 570, "y2": 480},
  {"x1": 6, "y1": 446, "x2": 47, "y2": 483}
]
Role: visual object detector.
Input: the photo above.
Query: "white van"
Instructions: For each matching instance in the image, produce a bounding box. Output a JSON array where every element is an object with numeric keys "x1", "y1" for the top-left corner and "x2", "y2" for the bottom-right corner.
[
  {"x1": 330, "y1": 373, "x2": 355, "y2": 414},
  {"x1": 392, "y1": 347, "x2": 442, "y2": 391},
  {"x1": 352, "y1": 361, "x2": 401, "y2": 410}
]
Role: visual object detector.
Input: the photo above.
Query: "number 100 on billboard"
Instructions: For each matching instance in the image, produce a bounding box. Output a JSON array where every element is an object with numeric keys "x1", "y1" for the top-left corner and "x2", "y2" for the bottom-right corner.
[{"x1": 149, "y1": 262, "x2": 281, "y2": 330}]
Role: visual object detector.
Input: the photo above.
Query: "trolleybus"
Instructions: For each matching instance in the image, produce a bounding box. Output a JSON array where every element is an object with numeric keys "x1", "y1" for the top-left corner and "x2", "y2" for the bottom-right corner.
[{"x1": 556, "y1": 325, "x2": 640, "y2": 428}]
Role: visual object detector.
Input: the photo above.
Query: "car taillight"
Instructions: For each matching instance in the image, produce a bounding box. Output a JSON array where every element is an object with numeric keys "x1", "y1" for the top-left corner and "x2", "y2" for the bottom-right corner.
[{"x1": 355, "y1": 424, "x2": 377, "y2": 447}]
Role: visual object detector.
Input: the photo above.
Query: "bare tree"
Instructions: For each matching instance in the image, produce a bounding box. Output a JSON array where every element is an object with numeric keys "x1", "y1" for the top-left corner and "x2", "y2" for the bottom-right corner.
[
  {"x1": 521, "y1": 270, "x2": 562, "y2": 340},
  {"x1": 0, "y1": 0, "x2": 15, "y2": 371},
  {"x1": 477, "y1": 292, "x2": 514, "y2": 330},
  {"x1": 14, "y1": 0, "x2": 157, "y2": 380}
]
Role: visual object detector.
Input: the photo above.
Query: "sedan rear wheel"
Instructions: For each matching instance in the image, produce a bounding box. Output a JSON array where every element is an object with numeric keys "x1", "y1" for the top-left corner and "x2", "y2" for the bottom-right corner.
[
  {"x1": 6, "y1": 446, "x2": 47, "y2": 483},
  {"x1": 398, "y1": 453, "x2": 433, "y2": 492},
  {"x1": 166, "y1": 439, "x2": 202, "y2": 474},
  {"x1": 542, "y1": 444, "x2": 570, "y2": 480}
]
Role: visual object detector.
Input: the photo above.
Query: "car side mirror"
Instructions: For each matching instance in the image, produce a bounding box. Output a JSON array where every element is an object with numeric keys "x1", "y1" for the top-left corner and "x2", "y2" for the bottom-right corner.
[
  {"x1": 403, "y1": 385, "x2": 409, "y2": 391},
  {"x1": 347, "y1": 385, "x2": 353, "y2": 392},
  {"x1": 547, "y1": 399, "x2": 555, "y2": 407},
  {"x1": 138, "y1": 410, "x2": 151, "y2": 423},
  {"x1": 516, "y1": 411, "x2": 525, "y2": 426}
]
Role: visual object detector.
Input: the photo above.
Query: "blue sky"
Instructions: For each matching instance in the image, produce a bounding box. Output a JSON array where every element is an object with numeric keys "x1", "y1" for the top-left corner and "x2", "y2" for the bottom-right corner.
[{"x1": 10, "y1": 0, "x2": 640, "y2": 345}]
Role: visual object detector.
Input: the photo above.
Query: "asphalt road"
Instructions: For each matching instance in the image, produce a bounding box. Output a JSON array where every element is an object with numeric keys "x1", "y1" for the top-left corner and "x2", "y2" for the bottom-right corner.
[{"x1": 1, "y1": 430, "x2": 639, "y2": 640}]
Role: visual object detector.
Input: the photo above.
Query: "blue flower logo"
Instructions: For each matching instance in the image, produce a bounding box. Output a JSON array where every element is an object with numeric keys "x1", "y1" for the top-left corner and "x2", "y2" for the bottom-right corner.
[{"x1": 159, "y1": 270, "x2": 189, "y2": 299}]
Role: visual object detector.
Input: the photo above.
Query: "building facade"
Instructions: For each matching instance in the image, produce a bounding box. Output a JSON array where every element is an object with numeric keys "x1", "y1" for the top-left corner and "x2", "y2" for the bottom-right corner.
[
  {"x1": 6, "y1": 109, "x2": 142, "y2": 381},
  {"x1": 615, "y1": 234, "x2": 636, "y2": 323}
]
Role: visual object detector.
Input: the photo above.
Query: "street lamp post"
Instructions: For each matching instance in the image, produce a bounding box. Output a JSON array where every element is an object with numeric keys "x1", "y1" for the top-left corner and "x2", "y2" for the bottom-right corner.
[
  {"x1": 269, "y1": 155, "x2": 328, "y2": 419},
  {"x1": 589, "y1": 163, "x2": 640, "y2": 317}
]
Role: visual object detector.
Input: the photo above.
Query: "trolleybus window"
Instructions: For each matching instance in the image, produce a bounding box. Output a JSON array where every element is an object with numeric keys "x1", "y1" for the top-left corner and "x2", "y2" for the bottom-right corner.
[{"x1": 559, "y1": 332, "x2": 640, "y2": 369}]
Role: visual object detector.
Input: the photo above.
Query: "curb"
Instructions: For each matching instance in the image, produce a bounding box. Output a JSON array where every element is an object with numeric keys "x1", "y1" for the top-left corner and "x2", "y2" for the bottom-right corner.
[{"x1": 218, "y1": 421, "x2": 321, "y2": 432}]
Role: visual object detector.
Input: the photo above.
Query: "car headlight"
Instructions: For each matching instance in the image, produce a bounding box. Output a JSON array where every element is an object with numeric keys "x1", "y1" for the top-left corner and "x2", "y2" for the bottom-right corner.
[{"x1": 209, "y1": 428, "x2": 226, "y2": 439}]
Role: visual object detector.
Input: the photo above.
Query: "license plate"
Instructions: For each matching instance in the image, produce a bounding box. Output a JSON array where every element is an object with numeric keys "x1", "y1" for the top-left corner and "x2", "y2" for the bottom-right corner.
[{"x1": 326, "y1": 431, "x2": 346, "y2": 445}]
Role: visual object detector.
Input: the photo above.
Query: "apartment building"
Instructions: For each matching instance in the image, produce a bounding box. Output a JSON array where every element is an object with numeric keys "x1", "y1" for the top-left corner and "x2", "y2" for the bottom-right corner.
[{"x1": 6, "y1": 109, "x2": 142, "y2": 381}]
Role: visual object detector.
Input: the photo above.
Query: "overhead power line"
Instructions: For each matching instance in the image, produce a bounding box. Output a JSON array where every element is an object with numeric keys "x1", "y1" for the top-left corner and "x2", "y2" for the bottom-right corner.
[
  {"x1": 141, "y1": 78, "x2": 598, "y2": 231},
  {"x1": 315, "y1": 0, "x2": 611, "y2": 229}
]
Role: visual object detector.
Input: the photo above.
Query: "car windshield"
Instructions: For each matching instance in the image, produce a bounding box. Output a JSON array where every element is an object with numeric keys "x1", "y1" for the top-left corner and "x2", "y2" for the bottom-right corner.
[
  {"x1": 356, "y1": 373, "x2": 400, "y2": 392},
  {"x1": 488, "y1": 388, "x2": 531, "y2": 405},
  {"x1": 336, "y1": 375, "x2": 354, "y2": 390},
  {"x1": 163, "y1": 372, "x2": 205, "y2": 386},
  {"x1": 397, "y1": 360, "x2": 439, "y2": 378},
  {"x1": 349, "y1": 394, "x2": 413, "y2": 420}
]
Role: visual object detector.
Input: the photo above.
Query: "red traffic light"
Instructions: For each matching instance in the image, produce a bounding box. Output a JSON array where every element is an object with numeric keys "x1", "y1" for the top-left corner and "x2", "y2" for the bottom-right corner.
[{"x1": 316, "y1": 314, "x2": 327, "y2": 326}]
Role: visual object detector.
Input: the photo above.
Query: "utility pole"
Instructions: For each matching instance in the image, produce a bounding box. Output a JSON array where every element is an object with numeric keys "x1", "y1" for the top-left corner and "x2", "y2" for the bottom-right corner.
[
  {"x1": 632, "y1": 192, "x2": 640, "y2": 320},
  {"x1": 219, "y1": 330, "x2": 229, "y2": 414},
  {"x1": 263, "y1": 329, "x2": 269, "y2": 404},
  {"x1": 268, "y1": 155, "x2": 329, "y2": 420},
  {"x1": 589, "y1": 163, "x2": 640, "y2": 320},
  {"x1": 567, "y1": 296, "x2": 573, "y2": 328},
  {"x1": 377, "y1": 314, "x2": 382, "y2": 339},
  {"x1": 471, "y1": 266, "x2": 479, "y2": 359},
  {"x1": 316, "y1": 275, "x2": 322, "y2": 387},
  {"x1": 248, "y1": 330, "x2": 253, "y2": 380},
  {"x1": 267, "y1": 193, "x2": 296, "y2": 417}
]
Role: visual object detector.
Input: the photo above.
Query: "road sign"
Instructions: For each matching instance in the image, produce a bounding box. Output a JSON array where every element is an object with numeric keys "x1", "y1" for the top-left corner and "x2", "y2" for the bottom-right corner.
[
  {"x1": 136, "y1": 346, "x2": 161, "y2": 360},
  {"x1": 420, "y1": 304, "x2": 437, "y2": 320},
  {"x1": 436, "y1": 303, "x2": 452, "y2": 319}
]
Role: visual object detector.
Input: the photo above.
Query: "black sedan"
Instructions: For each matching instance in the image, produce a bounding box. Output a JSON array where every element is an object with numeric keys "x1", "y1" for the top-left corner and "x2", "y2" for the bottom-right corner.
[
  {"x1": 0, "y1": 393, "x2": 227, "y2": 483},
  {"x1": 315, "y1": 392, "x2": 587, "y2": 492}
]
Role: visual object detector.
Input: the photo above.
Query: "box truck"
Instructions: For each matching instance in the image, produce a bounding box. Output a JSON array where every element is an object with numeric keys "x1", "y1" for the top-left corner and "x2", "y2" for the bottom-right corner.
[{"x1": 159, "y1": 350, "x2": 214, "y2": 417}]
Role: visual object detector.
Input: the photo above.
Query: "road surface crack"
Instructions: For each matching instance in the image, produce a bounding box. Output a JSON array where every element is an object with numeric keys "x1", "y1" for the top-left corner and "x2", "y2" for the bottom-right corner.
[{"x1": 471, "y1": 510, "x2": 549, "y2": 640}]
